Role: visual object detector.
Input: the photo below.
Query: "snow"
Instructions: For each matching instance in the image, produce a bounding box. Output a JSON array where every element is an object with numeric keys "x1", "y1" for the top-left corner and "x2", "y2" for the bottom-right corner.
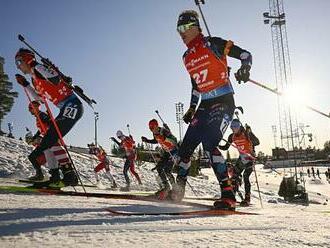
[{"x1": 0, "y1": 136, "x2": 329, "y2": 247}]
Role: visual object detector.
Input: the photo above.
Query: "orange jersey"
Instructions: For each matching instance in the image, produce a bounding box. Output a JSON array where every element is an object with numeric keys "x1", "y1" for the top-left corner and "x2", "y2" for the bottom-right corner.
[
  {"x1": 232, "y1": 132, "x2": 253, "y2": 155},
  {"x1": 32, "y1": 64, "x2": 73, "y2": 106},
  {"x1": 154, "y1": 128, "x2": 177, "y2": 152},
  {"x1": 183, "y1": 35, "x2": 229, "y2": 93}
]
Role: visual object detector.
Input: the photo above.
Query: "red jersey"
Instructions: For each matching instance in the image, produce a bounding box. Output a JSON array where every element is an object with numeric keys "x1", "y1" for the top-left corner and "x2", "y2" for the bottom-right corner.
[
  {"x1": 121, "y1": 136, "x2": 136, "y2": 156},
  {"x1": 32, "y1": 64, "x2": 73, "y2": 106}
]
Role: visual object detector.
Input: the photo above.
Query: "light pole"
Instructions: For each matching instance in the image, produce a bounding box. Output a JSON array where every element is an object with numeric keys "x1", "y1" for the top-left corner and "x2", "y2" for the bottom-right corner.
[
  {"x1": 94, "y1": 112, "x2": 99, "y2": 146},
  {"x1": 175, "y1": 102, "x2": 184, "y2": 141}
]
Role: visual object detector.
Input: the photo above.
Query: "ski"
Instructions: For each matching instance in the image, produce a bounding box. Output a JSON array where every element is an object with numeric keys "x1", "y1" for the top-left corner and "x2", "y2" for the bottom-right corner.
[
  {"x1": 106, "y1": 207, "x2": 258, "y2": 216},
  {"x1": 0, "y1": 185, "x2": 210, "y2": 208}
]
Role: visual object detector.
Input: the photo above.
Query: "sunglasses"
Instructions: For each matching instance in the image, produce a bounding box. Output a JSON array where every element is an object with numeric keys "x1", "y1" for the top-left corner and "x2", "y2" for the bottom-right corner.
[
  {"x1": 15, "y1": 59, "x2": 23, "y2": 67},
  {"x1": 177, "y1": 23, "x2": 196, "y2": 33}
]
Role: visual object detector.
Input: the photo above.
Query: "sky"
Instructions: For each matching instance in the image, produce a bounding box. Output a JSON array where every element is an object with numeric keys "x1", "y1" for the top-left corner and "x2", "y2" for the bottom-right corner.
[{"x1": 1, "y1": 0, "x2": 330, "y2": 157}]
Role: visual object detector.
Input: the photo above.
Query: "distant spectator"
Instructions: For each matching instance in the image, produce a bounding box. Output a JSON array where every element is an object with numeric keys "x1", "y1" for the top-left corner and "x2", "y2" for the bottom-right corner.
[{"x1": 312, "y1": 167, "x2": 315, "y2": 178}]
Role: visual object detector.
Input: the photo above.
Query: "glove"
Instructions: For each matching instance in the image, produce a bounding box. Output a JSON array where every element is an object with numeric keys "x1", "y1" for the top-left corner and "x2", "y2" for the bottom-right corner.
[
  {"x1": 163, "y1": 123, "x2": 170, "y2": 130},
  {"x1": 141, "y1": 136, "x2": 148, "y2": 142},
  {"x1": 235, "y1": 64, "x2": 251, "y2": 84},
  {"x1": 15, "y1": 74, "x2": 30, "y2": 87},
  {"x1": 183, "y1": 107, "x2": 195, "y2": 124}
]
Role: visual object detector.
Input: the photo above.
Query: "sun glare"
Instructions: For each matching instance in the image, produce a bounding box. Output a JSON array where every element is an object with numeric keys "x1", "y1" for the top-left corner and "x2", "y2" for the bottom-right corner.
[{"x1": 282, "y1": 83, "x2": 311, "y2": 112}]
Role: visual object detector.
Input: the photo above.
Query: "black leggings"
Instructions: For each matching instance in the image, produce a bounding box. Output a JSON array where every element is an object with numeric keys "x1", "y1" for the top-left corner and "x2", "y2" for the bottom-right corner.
[
  {"x1": 235, "y1": 160, "x2": 253, "y2": 194},
  {"x1": 29, "y1": 97, "x2": 83, "y2": 168},
  {"x1": 156, "y1": 152, "x2": 175, "y2": 187}
]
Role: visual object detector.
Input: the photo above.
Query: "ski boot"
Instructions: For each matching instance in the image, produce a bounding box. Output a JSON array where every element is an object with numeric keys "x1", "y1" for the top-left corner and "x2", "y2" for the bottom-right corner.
[
  {"x1": 28, "y1": 167, "x2": 44, "y2": 181},
  {"x1": 155, "y1": 182, "x2": 171, "y2": 200},
  {"x1": 240, "y1": 193, "x2": 251, "y2": 207},
  {"x1": 120, "y1": 184, "x2": 130, "y2": 192},
  {"x1": 61, "y1": 163, "x2": 78, "y2": 186},
  {"x1": 111, "y1": 181, "x2": 118, "y2": 189},
  {"x1": 214, "y1": 190, "x2": 236, "y2": 210},
  {"x1": 169, "y1": 176, "x2": 186, "y2": 202},
  {"x1": 47, "y1": 169, "x2": 65, "y2": 189}
]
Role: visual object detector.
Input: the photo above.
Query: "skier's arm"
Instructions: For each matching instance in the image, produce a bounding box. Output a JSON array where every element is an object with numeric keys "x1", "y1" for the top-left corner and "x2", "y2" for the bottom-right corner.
[
  {"x1": 211, "y1": 37, "x2": 252, "y2": 83},
  {"x1": 210, "y1": 37, "x2": 252, "y2": 67},
  {"x1": 111, "y1": 137, "x2": 121, "y2": 146},
  {"x1": 15, "y1": 74, "x2": 42, "y2": 101},
  {"x1": 218, "y1": 134, "x2": 233, "y2": 150},
  {"x1": 142, "y1": 136, "x2": 158, "y2": 144},
  {"x1": 39, "y1": 112, "x2": 52, "y2": 125},
  {"x1": 31, "y1": 130, "x2": 41, "y2": 140},
  {"x1": 190, "y1": 79, "x2": 200, "y2": 109},
  {"x1": 249, "y1": 132, "x2": 260, "y2": 147}
]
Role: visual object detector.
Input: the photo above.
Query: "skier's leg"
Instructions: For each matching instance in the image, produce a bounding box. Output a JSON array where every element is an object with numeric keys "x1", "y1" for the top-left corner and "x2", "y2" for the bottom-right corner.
[
  {"x1": 156, "y1": 158, "x2": 169, "y2": 189},
  {"x1": 123, "y1": 159, "x2": 130, "y2": 187},
  {"x1": 172, "y1": 109, "x2": 204, "y2": 201},
  {"x1": 164, "y1": 158, "x2": 175, "y2": 186},
  {"x1": 104, "y1": 162, "x2": 117, "y2": 187},
  {"x1": 28, "y1": 152, "x2": 46, "y2": 180},
  {"x1": 242, "y1": 162, "x2": 253, "y2": 201},
  {"x1": 28, "y1": 100, "x2": 83, "y2": 184},
  {"x1": 43, "y1": 148, "x2": 61, "y2": 185},
  {"x1": 129, "y1": 160, "x2": 142, "y2": 185},
  {"x1": 202, "y1": 102, "x2": 236, "y2": 209}
]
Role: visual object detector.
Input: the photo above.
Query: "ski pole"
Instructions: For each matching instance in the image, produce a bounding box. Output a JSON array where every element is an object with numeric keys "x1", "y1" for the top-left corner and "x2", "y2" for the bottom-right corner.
[
  {"x1": 193, "y1": 0, "x2": 211, "y2": 37},
  {"x1": 127, "y1": 124, "x2": 131, "y2": 136},
  {"x1": 248, "y1": 78, "x2": 330, "y2": 119},
  {"x1": 41, "y1": 95, "x2": 87, "y2": 194},
  {"x1": 252, "y1": 162, "x2": 263, "y2": 208},
  {"x1": 18, "y1": 34, "x2": 96, "y2": 108},
  {"x1": 23, "y1": 88, "x2": 47, "y2": 134}
]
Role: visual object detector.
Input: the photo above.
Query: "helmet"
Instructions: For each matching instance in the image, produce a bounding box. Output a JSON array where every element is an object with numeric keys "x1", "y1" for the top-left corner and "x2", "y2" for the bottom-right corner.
[
  {"x1": 230, "y1": 119, "x2": 241, "y2": 129},
  {"x1": 177, "y1": 10, "x2": 200, "y2": 31},
  {"x1": 148, "y1": 119, "x2": 158, "y2": 131},
  {"x1": 116, "y1": 130, "x2": 124, "y2": 138},
  {"x1": 15, "y1": 48, "x2": 35, "y2": 66},
  {"x1": 28, "y1": 101, "x2": 40, "y2": 112}
]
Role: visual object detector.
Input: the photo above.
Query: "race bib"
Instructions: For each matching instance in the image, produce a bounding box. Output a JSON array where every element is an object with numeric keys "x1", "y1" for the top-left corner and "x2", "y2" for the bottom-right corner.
[{"x1": 63, "y1": 106, "x2": 78, "y2": 119}]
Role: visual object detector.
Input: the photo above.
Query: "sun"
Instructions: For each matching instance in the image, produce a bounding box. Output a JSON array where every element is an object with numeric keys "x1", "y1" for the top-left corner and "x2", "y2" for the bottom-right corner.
[{"x1": 282, "y1": 83, "x2": 311, "y2": 112}]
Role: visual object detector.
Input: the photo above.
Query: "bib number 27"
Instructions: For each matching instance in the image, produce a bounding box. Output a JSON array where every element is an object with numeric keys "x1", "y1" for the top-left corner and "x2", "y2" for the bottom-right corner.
[{"x1": 192, "y1": 69, "x2": 208, "y2": 84}]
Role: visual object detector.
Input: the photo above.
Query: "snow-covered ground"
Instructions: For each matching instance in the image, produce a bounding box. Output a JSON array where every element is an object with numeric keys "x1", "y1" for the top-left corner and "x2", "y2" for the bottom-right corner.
[{"x1": 0, "y1": 136, "x2": 329, "y2": 248}]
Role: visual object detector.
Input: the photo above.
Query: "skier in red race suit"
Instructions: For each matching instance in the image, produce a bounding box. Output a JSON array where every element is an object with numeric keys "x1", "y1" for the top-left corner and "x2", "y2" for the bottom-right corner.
[
  {"x1": 27, "y1": 101, "x2": 71, "y2": 187},
  {"x1": 15, "y1": 48, "x2": 83, "y2": 186},
  {"x1": 141, "y1": 119, "x2": 178, "y2": 199},
  {"x1": 88, "y1": 144, "x2": 117, "y2": 188},
  {"x1": 173, "y1": 10, "x2": 252, "y2": 210},
  {"x1": 219, "y1": 119, "x2": 260, "y2": 206},
  {"x1": 111, "y1": 130, "x2": 142, "y2": 190}
]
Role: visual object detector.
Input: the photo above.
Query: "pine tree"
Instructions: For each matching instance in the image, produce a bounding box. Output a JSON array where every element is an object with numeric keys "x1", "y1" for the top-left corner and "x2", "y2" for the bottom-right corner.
[{"x1": 0, "y1": 57, "x2": 18, "y2": 134}]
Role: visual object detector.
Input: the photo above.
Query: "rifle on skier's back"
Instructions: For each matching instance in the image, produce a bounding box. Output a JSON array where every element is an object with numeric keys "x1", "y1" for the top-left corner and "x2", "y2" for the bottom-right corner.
[{"x1": 18, "y1": 34, "x2": 97, "y2": 109}]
